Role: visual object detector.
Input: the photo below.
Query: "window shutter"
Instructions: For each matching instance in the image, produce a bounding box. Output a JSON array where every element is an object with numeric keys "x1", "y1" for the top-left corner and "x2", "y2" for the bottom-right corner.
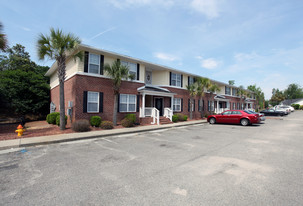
[
  {"x1": 137, "y1": 94, "x2": 140, "y2": 112},
  {"x1": 188, "y1": 76, "x2": 190, "y2": 86},
  {"x1": 117, "y1": 58, "x2": 120, "y2": 63},
  {"x1": 202, "y1": 100, "x2": 204, "y2": 111},
  {"x1": 169, "y1": 72, "x2": 172, "y2": 86},
  {"x1": 100, "y1": 55, "x2": 104, "y2": 75},
  {"x1": 137, "y1": 64, "x2": 140, "y2": 81},
  {"x1": 83, "y1": 91, "x2": 88, "y2": 113},
  {"x1": 84, "y1": 51, "x2": 89, "y2": 73},
  {"x1": 99, "y1": 92, "x2": 103, "y2": 113},
  {"x1": 188, "y1": 99, "x2": 190, "y2": 112},
  {"x1": 117, "y1": 94, "x2": 120, "y2": 112},
  {"x1": 181, "y1": 75, "x2": 183, "y2": 87},
  {"x1": 198, "y1": 100, "x2": 200, "y2": 111},
  {"x1": 194, "y1": 99, "x2": 195, "y2": 111},
  {"x1": 181, "y1": 98, "x2": 183, "y2": 112}
]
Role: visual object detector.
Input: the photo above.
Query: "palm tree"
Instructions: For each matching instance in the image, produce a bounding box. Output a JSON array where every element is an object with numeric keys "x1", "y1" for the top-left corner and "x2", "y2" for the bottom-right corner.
[
  {"x1": 104, "y1": 60, "x2": 133, "y2": 126},
  {"x1": 37, "y1": 28, "x2": 82, "y2": 130},
  {"x1": 237, "y1": 85, "x2": 247, "y2": 110},
  {"x1": 209, "y1": 83, "x2": 221, "y2": 114},
  {"x1": 186, "y1": 83, "x2": 197, "y2": 120},
  {"x1": 0, "y1": 22, "x2": 8, "y2": 52},
  {"x1": 196, "y1": 77, "x2": 211, "y2": 118}
]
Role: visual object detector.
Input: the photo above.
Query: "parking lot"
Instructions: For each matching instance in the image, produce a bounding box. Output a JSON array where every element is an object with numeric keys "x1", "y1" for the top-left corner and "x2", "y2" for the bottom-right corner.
[{"x1": 1, "y1": 111, "x2": 303, "y2": 205}]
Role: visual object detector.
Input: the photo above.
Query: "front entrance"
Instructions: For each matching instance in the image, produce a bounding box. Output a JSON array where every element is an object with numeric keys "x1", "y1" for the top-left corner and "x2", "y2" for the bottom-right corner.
[{"x1": 155, "y1": 98, "x2": 163, "y2": 116}]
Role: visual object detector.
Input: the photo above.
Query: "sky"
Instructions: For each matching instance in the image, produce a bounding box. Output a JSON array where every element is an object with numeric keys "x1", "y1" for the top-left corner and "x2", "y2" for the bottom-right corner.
[{"x1": 1, "y1": 0, "x2": 303, "y2": 99}]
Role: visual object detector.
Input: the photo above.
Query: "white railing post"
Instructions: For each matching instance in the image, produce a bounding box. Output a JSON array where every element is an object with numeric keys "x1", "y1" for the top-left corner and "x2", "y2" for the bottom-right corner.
[{"x1": 151, "y1": 108, "x2": 160, "y2": 125}]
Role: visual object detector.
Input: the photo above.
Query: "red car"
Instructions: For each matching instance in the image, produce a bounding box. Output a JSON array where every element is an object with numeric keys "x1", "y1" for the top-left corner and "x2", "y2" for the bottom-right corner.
[{"x1": 207, "y1": 110, "x2": 261, "y2": 126}]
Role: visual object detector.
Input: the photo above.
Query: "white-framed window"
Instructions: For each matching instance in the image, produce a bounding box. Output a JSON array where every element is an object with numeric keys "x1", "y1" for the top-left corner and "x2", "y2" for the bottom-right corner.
[
  {"x1": 188, "y1": 76, "x2": 194, "y2": 86},
  {"x1": 120, "y1": 94, "x2": 136, "y2": 112},
  {"x1": 88, "y1": 53, "x2": 100, "y2": 74},
  {"x1": 232, "y1": 88, "x2": 237, "y2": 96},
  {"x1": 225, "y1": 86, "x2": 231, "y2": 95},
  {"x1": 173, "y1": 98, "x2": 181, "y2": 112},
  {"x1": 121, "y1": 61, "x2": 137, "y2": 80},
  {"x1": 87, "y1": 91, "x2": 99, "y2": 113},
  {"x1": 171, "y1": 73, "x2": 182, "y2": 87}
]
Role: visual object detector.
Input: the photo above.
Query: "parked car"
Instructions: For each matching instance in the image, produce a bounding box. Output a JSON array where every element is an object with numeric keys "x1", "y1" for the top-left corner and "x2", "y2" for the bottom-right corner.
[
  {"x1": 278, "y1": 105, "x2": 294, "y2": 112},
  {"x1": 273, "y1": 106, "x2": 290, "y2": 115},
  {"x1": 207, "y1": 110, "x2": 261, "y2": 126},
  {"x1": 260, "y1": 109, "x2": 285, "y2": 116},
  {"x1": 246, "y1": 110, "x2": 265, "y2": 121}
]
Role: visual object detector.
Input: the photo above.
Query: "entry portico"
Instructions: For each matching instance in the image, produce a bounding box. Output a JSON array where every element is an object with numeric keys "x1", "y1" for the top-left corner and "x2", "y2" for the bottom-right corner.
[
  {"x1": 138, "y1": 85, "x2": 175, "y2": 118},
  {"x1": 214, "y1": 95, "x2": 230, "y2": 114}
]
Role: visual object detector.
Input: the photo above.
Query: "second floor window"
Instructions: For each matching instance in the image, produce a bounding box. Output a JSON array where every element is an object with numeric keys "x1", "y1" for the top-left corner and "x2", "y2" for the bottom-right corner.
[
  {"x1": 171, "y1": 73, "x2": 182, "y2": 87},
  {"x1": 121, "y1": 61, "x2": 137, "y2": 80},
  {"x1": 225, "y1": 86, "x2": 231, "y2": 95},
  {"x1": 89, "y1": 53, "x2": 100, "y2": 74},
  {"x1": 232, "y1": 88, "x2": 237, "y2": 96},
  {"x1": 188, "y1": 76, "x2": 194, "y2": 86}
]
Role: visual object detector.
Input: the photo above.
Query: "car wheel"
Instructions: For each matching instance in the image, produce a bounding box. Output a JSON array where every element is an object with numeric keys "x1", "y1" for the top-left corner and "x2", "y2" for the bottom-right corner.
[
  {"x1": 240, "y1": 118, "x2": 249, "y2": 126},
  {"x1": 209, "y1": 117, "x2": 216, "y2": 124}
]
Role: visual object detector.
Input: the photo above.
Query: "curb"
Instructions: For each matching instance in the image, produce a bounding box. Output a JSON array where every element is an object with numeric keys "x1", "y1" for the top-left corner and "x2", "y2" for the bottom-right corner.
[{"x1": 0, "y1": 120, "x2": 207, "y2": 150}]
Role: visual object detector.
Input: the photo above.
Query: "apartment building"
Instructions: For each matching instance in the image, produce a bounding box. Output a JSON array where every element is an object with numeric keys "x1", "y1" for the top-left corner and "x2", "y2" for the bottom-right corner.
[{"x1": 45, "y1": 44, "x2": 256, "y2": 124}]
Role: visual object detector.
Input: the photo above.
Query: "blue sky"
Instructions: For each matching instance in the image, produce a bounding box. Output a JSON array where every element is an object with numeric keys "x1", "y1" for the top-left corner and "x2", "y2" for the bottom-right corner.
[{"x1": 1, "y1": 0, "x2": 303, "y2": 99}]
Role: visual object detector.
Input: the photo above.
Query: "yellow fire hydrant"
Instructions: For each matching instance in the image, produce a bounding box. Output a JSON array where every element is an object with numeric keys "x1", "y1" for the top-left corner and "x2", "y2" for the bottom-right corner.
[{"x1": 15, "y1": 124, "x2": 25, "y2": 137}]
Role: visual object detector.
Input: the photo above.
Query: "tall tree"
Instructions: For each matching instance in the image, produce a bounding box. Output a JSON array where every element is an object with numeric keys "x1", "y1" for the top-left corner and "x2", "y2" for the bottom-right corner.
[
  {"x1": 284, "y1": 83, "x2": 303, "y2": 99},
  {"x1": 0, "y1": 44, "x2": 49, "y2": 116},
  {"x1": 0, "y1": 22, "x2": 8, "y2": 52},
  {"x1": 104, "y1": 60, "x2": 133, "y2": 126},
  {"x1": 37, "y1": 28, "x2": 82, "y2": 130},
  {"x1": 228, "y1": 80, "x2": 235, "y2": 86},
  {"x1": 247, "y1": 84, "x2": 265, "y2": 111},
  {"x1": 270, "y1": 88, "x2": 285, "y2": 106},
  {"x1": 186, "y1": 83, "x2": 197, "y2": 120},
  {"x1": 196, "y1": 77, "x2": 211, "y2": 118},
  {"x1": 237, "y1": 85, "x2": 247, "y2": 109},
  {"x1": 209, "y1": 83, "x2": 221, "y2": 114}
]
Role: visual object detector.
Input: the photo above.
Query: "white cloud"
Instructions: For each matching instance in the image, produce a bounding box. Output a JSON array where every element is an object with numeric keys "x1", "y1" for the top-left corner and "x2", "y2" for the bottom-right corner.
[
  {"x1": 190, "y1": 0, "x2": 222, "y2": 19},
  {"x1": 198, "y1": 57, "x2": 220, "y2": 69},
  {"x1": 109, "y1": 0, "x2": 174, "y2": 9},
  {"x1": 154, "y1": 52, "x2": 178, "y2": 61}
]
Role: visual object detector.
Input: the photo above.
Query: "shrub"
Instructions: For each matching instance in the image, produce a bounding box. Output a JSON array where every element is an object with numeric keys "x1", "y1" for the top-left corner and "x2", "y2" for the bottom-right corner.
[
  {"x1": 177, "y1": 113, "x2": 185, "y2": 121},
  {"x1": 90, "y1": 116, "x2": 102, "y2": 127},
  {"x1": 46, "y1": 112, "x2": 60, "y2": 125},
  {"x1": 125, "y1": 114, "x2": 136, "y2": 124},
  {"x1": 100, "y1": 121, "x2": 114, "y2": 129},
  {"x1": 172, "y1": 115, "x2": 178, "y2": 122},
  {"x1": 183, "y1": 115, "x2": 188, "y2": 121},
  {"x1": 121, "y1": 118, "x2": 134, "y2": 127},
  {"x1": 72, "y1": 120, "x2": 91, "y2": 132},
  {"x1": 55, "y1": 115, "x2": 68, "y2": 126},
  {"x1": 300, "y1": 105, "x2": 303, "y2": 110},
  {"x1": 291, "y1": 104, "x2": 300, "y2": 110}
]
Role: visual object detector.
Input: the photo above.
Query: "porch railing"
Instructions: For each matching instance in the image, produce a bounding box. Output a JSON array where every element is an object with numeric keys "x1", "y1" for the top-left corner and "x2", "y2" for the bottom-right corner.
[
  {"x1": 151, "y1": 108, "x2": 159, "y2": 125},
  {"x1": 215, "y1": 108, "x2": 229, "y2": 114},
  {"x1": 140, "y1": 107, "x2": 153, "y2": 117},
  {"x1": 164, "y1": 107, "x2": 173, "y2": 121}
]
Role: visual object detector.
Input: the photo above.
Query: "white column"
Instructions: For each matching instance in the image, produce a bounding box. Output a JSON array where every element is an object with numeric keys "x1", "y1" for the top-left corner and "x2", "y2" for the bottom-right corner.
[
  {"x1": 142, "y1": 93, "x2": 146, "y2": 117},
  {"x1": 216, "y1": 100, "x2": 219, "y2": 113},
  {"x1": 171, "y1": 96, "x2": 174, "y2": 111}
]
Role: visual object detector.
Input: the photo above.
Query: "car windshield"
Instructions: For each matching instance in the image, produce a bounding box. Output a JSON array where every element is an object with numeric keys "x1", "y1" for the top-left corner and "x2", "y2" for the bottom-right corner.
[{"x1": 244, "y1": 110, "x2": 254, "y2": 114}]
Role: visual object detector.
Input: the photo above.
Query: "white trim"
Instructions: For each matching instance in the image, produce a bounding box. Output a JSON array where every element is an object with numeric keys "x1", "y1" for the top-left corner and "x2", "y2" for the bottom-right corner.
[
  {"x1": 87, "y1": 91, "x2": 99, "y2": 113},
  {"x1": 88, "y1": 53, "x2": 100, "y2": 74},
  {"x1": 119, "y1": 94, "x2": 136, "y2": 113}
]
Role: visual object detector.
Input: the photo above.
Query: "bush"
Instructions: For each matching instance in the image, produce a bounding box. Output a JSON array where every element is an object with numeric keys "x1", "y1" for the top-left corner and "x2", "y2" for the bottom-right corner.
[
  {"x1": 46, "y1": 112, "x2": 60, "y2": 125},
  {"x1": 177, "y1": 113, "x2": 185, "y2": 121},
  {"x1": 121, "y1": 118, "x2": 134, "y2": 127},
  {"x1": 172, "y1": 115, "x2": 178, "y2": 122},
  {"x1": 183, "y1": 115, "x2": 188, "y2": 121},
  {"x1": 300, "y1": 105, "x2": 303, "y2": 110},
  {"x1": 90, "y1": 116, "x2": 102, "y2": 127},
  {"x1": 100, "y1": 121, "x2": 114, "y2": 129},
  {"x1": 291, "y1": 104, "x2": 300, "y2": 110},
  {"x1": 56, "y1": 115, "x2": 68, "y2": 126},
  {"x1": 72, "y1": 120, "x2": 91, "y2": 132},
  {"x1": 125, "y1": 114, "x2": 136, "y2": 124}
]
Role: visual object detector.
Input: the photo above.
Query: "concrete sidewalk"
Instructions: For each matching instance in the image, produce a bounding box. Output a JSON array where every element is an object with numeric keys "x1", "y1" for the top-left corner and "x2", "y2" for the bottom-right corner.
[{"x1": 0, "y1": 120, "x2": 207, "y2": 150}]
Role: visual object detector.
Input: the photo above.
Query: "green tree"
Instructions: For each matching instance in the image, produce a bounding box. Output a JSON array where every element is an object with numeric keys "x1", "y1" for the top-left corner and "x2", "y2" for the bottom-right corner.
[
  {"x1": 237, "y1": 85, "x2": 247, "y2": 109},
  {"x1": 284, "y1": 83, "x2": 303, "y2": 99},
  {"x1": 104, "y1": 60, "x2": 133, "y2": 126},
  {"x1": 196, "y1": 77, "x2": 211, "y2": 117},
  {"x1": 0, "y1": 22, "x2": 8, "y2": 52},
  {"x1": 209, "y1": 83, "x2": 221, "y2": 114},
  {"x1": 186, "y1": 83, "x2": 197, "y2": 120},
  {"x1": 37, "y1": 28, "x2": 82, "y2": 130},
  {"x1": 228, "y1": 80, "x2": 235, "y2": 86},
  {"x1": 247, "y1": 84, "x2": 265, "y2": 110},
  {"x1": 0, "y1": 44, "x2": 50, "y2": 117},
  {"x1": 270, "y1": 88, "x2": 285, "y2": 106}
]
